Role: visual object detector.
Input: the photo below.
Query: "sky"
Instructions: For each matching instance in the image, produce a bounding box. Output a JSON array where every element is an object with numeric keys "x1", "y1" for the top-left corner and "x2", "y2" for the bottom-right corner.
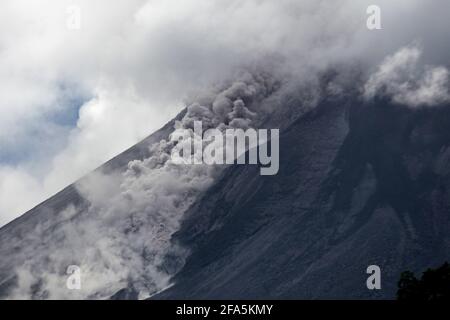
[{"x1": 1, "y1": 0, "x2": 450, "y2": 227}]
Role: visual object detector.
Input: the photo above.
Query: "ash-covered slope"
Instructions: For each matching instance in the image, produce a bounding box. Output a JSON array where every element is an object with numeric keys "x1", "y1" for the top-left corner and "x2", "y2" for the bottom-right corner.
[
  {"x1": 0, "y1": 112, "x2": 182, "y2": 299},
  {"x1": 155, "y1": 97, "x2": 450, "y2": 299}
]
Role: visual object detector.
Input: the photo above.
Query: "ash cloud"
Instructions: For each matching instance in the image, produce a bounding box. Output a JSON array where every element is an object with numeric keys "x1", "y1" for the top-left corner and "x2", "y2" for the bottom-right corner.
[
  {"x1": 6, "y1": 73, "x2": 282, "y2": 299},
  {"x1": 3, "y1": 0, "x2": 450, "y2": 225},
  {"x1": 364, "y1": 44, "x2": 450, "y2": 107}
]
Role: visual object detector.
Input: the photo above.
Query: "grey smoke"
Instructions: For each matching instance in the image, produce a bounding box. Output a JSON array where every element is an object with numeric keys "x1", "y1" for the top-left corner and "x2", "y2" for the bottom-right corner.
[
  {"x1": 7, "y1": 73, "x2": 280, "y2": 299},
  {"x1": 3, "y1": 0, "x2": 450, "y2": 225},
  {"x1": 364, "y1": 44, "x2": 450, "y2": 107}
]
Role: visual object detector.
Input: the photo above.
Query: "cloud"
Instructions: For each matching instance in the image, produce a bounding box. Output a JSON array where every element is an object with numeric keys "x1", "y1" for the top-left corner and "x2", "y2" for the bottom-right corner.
[
  {"x1": 364, "y1": 44, "x2": 450, "y2": 107},
  {"x1": 0, "y1": 167, "x2": 48, "y2": 227},
  {"x1": 3, "y1": 0, "x2": 450, "y2": 225}
]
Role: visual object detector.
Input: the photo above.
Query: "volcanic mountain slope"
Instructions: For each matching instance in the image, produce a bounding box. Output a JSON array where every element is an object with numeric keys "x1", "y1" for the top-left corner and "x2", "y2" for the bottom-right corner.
[
  {"x1": 0, "y1": 73, "x2": 284, "y2": 299},
  {"x1": 0, "y1": 113, "x2": 182, "y2": 299},
  {"x1": 1, "y1": 90, "x2": 450, "y2": 299},
  {"x1": 155, "y1": 97, "x2": 450, "y2": 299}
]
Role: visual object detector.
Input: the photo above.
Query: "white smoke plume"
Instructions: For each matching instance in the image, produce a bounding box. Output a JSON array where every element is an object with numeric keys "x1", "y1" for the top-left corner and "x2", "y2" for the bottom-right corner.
[{"x1": 364, "y1": 44, "x2": 450, "y2": 107}]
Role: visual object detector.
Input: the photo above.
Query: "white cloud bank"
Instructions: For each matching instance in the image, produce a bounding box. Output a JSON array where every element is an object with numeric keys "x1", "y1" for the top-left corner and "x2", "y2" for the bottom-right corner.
[{"x1": 1, "y1": 0, "x2": 450, "y2": 225}]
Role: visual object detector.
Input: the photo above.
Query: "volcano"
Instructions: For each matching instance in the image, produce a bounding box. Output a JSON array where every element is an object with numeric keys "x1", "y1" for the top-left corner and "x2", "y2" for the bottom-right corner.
[{"x1": 1, "y1": 86, "x2": 450, "y2": 299}]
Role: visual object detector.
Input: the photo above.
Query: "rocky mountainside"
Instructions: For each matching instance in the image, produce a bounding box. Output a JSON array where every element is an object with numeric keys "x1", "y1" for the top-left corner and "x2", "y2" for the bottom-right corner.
[{"x1": 1, "y1": 91, "x2": 450, "y2": 299}]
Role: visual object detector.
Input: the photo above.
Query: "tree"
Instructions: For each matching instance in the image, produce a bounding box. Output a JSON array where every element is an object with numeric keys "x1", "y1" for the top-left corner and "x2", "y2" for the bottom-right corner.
[{"x1": 397, "y1": 262, "x2": 450, "y2": 300}]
